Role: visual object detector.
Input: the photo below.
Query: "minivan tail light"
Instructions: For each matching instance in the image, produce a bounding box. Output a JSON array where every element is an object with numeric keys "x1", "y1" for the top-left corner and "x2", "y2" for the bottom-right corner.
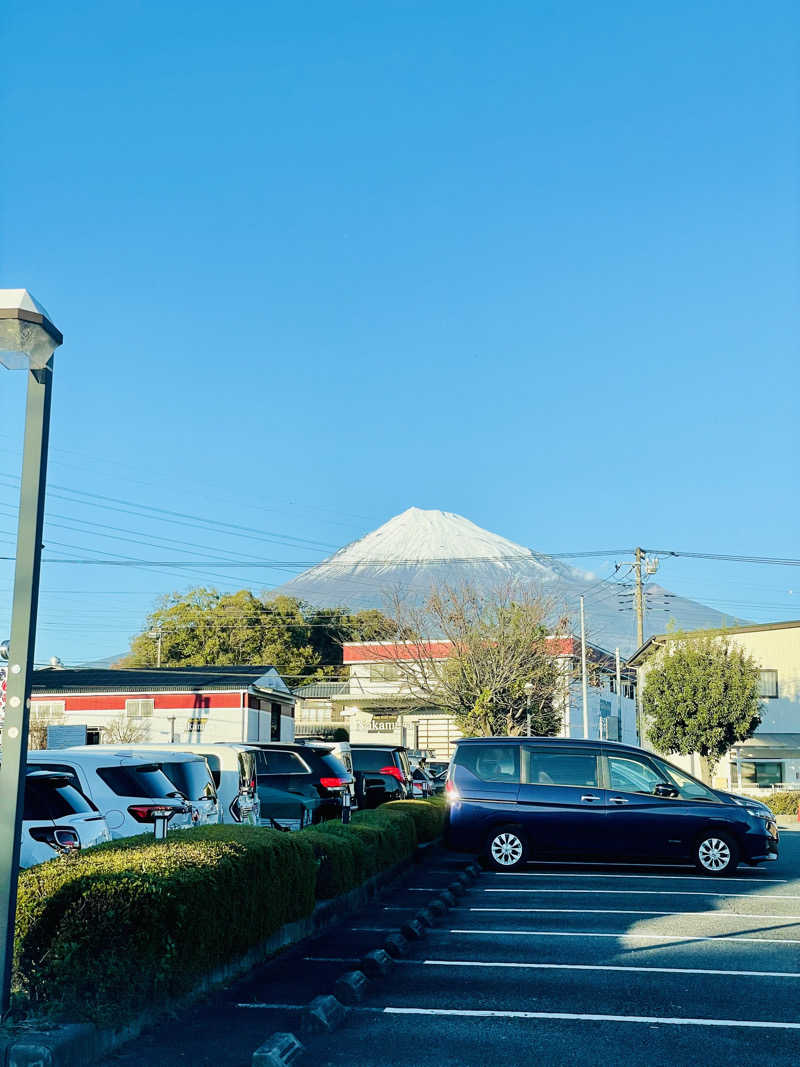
[
  {"x1": 127, "y1": 804, "x2": 179, "y2": 824},
  {"x1": 380, "y1": 766, "x2": 405, "y2": 783},
  {"x1": 445, "y1": 779, "x2": 459, "y2": 800},
  {"x1": 29, "y1": 826, "x2": 81, "y2": 853},
  {"x1": 319, "y1": 776, "x2": 344, "y2": 789}
]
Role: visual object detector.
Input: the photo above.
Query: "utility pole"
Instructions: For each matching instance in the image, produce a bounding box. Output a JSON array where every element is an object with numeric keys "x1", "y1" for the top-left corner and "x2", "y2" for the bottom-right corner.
[
  {"x1": 149, "y1": 627, "x2": 163, "y2": 668},
  {"x1": 580, "y1": 596, "x2": 589, "y2": 739},
  {"x1": 615, "y1": 647, "x2": 622, "y2": 740},
  {"x1": 633, "y1": 547, "x2": 645, "y2": 650}
]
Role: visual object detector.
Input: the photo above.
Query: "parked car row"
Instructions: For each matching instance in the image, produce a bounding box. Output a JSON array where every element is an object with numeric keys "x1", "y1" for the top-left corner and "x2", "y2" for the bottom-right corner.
[{"x1": 12, "y1": 737, "x2": 454, "y2": 869}]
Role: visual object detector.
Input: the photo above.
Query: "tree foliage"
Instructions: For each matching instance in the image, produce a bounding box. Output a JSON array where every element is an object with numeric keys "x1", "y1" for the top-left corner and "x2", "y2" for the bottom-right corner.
[
  {"x1": 118, "y1": 588, "x2": 395, "y2": 682},
  {"x1": 644, "y1": 633, "x2": 762, "y2": 773},
  {"x1": 377, "y1": 584, "x2": 564, "y2": 737}
]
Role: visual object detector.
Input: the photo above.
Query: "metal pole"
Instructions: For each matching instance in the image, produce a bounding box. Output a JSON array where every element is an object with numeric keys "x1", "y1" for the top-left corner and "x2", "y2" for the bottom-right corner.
[
  {"x1": 634, "y1": 547, "x2": 645, "y2": 649},
  {"x1": 580, "y1": 596, "x2": 589, "y2": 739},
  {"x1": 615, "y1": 647, "x2": 622, "y2": 740},
  {"x1": 0, "y1": 361, "x2": 53, "y2": 1015}
]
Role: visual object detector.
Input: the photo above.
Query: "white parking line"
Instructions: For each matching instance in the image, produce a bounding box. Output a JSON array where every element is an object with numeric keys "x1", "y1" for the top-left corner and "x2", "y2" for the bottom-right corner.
[
  {"x1": 237, "y1": 1003, "x2": 800, "y2": 1029},
  {"x1": 379, "y1": 1007, "x2": 800, "y2": 1030},
  {"x1": 446, "y1": 929, "x2": 800, "y2": 945},
  {"x1": 481, "y1": 888, "x2": 800, "y2": 899},
  {"x1": 418, "y1": 960, "x2": 800, "y2": 979},
  {"x1": 490, "y1": 872, "x2": 788, "y2": 883},
  {"x1": 468, "y1": 907, "x2": 800, "y2": 920},
  {"x1": 304, "y1": 957, "x2": 800, "y2": 979}
]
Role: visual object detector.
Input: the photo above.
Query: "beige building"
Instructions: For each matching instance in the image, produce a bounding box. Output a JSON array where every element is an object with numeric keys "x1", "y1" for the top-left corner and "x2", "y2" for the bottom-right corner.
[{"x1": 629, "y1": 620, "x2": 800, "y2": 793}]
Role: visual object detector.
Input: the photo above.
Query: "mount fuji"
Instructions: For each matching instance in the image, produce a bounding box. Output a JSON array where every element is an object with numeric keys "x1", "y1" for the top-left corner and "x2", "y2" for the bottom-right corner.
[{"x1": 271, "y1": 507, "x2": 745, "y2": 656}]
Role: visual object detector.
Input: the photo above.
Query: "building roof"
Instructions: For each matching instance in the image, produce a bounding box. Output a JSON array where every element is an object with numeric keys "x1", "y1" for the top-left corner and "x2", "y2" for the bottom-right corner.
[
  {"x1": 294, "y1": 682, "x2": 350, "y2": 699},
  {"x1": 342, "y1": 635, "x2": 621, "y2": 664},
  {"x1": 31, "y1": 664, "x2": 293, "y2": 698},
  {"x1": 628, "y1": 619, "x2": 800, "y2": 667}
]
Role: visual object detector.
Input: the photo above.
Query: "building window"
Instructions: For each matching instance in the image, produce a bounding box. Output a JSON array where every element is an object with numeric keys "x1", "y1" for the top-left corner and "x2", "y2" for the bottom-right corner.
[
  {"x1": 30, "y1": 701, "x2": 65, "y2": 722},
  {"x1": 369, "y1": 663, "x2": 402, "y2": 682},
  {"x1": 758, "y1": 670, "x2": 778, "y2": 699},
  {"x1": 740, "y1": 761, "x2": 783, "y2": 788},
  {"x1": 125, "y1": 699, "x2": 154, "y2": 719},
  {"x1": 622, "y1": 681, "x2": 636, "y2": 701}
]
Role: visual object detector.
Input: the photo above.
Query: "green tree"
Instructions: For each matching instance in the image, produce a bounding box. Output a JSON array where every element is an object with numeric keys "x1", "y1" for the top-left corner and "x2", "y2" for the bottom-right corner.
[
  {"x1": 118, "y1": 588, "x2": 397, "y2": 684},
  {"x1": 381, "y1": 583, "x2": 563, "y2": 737},
  {"x1": 644, "y1": 633, "x2": 762, "y2": 776}
]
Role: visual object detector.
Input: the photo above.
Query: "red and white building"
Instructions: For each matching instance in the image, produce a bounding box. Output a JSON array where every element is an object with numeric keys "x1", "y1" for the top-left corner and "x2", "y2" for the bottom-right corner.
[
  {"x1": 334, "y1": 638, "x2": 637, "y2": 759},
  {"x1": 25, "y1": 664, "x2": 295, "y2": 747}
]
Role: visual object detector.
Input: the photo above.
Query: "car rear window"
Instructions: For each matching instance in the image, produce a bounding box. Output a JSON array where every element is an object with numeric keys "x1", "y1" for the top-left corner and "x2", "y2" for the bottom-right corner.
[
  {"x1": 454, "y1": 744, "x2": 520, "y2": 784},
  {"x1": 96, "y1": 765, "x2": 179, "y2": 798},
  {"x1": 319, "y1": 753, "x2": 349, "y2": 778},
  {"x1": 255, "y1": 749, "x2": 309, "y2": 775},
  {"x1": 24, "y1": 777, "x2": 95, "y2": 820},
  {"x1": 158, "y1": 760, "x2": 216, "y2": 800},
  {"x1": 351, "y1": 748, "x2": 399, "y2": 773}
]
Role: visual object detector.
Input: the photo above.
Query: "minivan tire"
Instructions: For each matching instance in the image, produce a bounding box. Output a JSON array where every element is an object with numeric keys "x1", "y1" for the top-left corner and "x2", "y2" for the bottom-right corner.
[
  {"x1": 694, "y1": 831, "x2": 739, "y2": 876},
  {"x1": 486, "y1": 825, "x2": 528, "y2": 871}
]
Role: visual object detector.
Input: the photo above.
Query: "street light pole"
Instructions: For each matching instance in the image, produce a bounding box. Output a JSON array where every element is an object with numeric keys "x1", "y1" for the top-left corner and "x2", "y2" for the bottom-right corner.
[{"x1": 0, "y1": 290, "x2": 62, "y2": 1016}]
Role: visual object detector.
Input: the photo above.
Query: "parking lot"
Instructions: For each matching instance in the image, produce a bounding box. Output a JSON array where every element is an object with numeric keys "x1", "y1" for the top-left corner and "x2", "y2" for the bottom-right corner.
[
  {"x1": 300, "y1": 828, "x2": 800, "y2": 1067},
  {"x1": 102, "y1": 828, "x2": 800, "y2": 1066}
]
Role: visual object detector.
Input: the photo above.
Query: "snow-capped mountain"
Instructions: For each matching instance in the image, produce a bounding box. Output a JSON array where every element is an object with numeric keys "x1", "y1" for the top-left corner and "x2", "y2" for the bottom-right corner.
[{"x1": 272, "y1": 507, "x2": 745, "y2": 656}]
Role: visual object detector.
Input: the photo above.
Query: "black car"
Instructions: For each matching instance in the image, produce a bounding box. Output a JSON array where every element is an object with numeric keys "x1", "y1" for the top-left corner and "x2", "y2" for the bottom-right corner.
[
  {"x1": 445, "y1": 736, "x2": 780, "y2": 876},
  {"x1": 350, "y1": 744, "x2": 414, "y2": 808},
  {"x1": 249, "y1": 743, "x2": 354, "y2": 826}
]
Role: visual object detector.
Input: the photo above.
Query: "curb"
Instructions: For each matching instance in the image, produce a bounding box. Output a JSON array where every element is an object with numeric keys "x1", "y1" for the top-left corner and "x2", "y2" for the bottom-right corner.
[
  {"x1": 252, "y1": 1032, "x2": 305, "y2": 1066},
  {"x1": 0, "y1": 1023, "x2": 95, "y2": 1067},
  {"x1": 360, "y1": 949, "x2": 394, "y2": 979},
  {"x1": 384, "y1": 932, "x2": 410, "y2": 957},
  {"x1": 334, "y1": 970, "x2": 371, "y2": 1005},
  {"x1": 304, "y1": 995, "x2": 349, "y2": 1033}
]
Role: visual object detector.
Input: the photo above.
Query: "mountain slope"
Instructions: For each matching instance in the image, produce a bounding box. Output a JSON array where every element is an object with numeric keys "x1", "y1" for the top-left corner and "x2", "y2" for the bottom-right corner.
[{"x1": 272, "y1": 507, "x2": 745, "y2": 656}]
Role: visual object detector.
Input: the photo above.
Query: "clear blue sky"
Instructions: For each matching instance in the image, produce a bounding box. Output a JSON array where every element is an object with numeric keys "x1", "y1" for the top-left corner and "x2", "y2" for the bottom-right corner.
[{"x1": 1, "y1": 2, "x2": 798, "y2": 664}]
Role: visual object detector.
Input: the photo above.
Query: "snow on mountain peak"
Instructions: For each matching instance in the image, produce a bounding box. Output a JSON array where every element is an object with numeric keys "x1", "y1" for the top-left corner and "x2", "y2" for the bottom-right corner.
[{"x1": 329, "y1": 507, "x2": 536, "y2": 565}]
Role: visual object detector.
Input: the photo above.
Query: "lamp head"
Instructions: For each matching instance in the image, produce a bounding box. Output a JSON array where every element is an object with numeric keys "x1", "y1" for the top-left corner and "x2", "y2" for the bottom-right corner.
[{"x1": 0, "y1": 289, "x2": 62, "y2": 369}]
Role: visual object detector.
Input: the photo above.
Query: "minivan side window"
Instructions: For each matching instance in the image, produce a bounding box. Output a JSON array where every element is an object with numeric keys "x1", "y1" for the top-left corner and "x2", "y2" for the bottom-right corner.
[
  {"x1": 607, "y1": 755, "x2": 662, "y2": 794},
  {"x1": 455, "y1": 745, "x2": 520, "y2": 784},
  {"x1": 525, "y1": 750, "x2": 599, "y2": 788}
]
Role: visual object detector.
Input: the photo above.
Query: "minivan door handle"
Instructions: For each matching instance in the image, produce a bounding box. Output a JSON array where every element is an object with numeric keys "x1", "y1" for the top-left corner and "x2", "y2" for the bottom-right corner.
[
  {"x1": 609, "y1": 797, "x2": 629, "y2": 804},
  {"x1": 581, "y1": 794, "x2": 600, "y2": 802}
]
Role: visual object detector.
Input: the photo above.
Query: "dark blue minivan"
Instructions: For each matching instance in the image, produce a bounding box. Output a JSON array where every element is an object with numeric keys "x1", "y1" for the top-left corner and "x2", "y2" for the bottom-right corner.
[{"x1": 445, "y1": 737, "x2": 779, "y2": 876}]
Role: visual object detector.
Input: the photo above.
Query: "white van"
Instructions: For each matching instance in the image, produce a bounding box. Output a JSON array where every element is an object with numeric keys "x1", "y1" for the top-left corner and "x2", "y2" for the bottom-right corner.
[
  {"x1": 27, "y1": 750, "x2": 191, "y2": 839},
  {"x1": 165, "y1": 743, "x2": 260, "y2": 825},
  {"x1": 66, "y1": 746, "x2": 220, "y2": 826}
]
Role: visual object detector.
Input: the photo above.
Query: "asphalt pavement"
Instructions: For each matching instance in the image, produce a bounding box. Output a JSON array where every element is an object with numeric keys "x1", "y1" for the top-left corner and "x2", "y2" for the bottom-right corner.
[
  {"x1": 298, "y1": 828, "x2": 800, "y2": 1067},
  {"x1": 102, "y1": 829, "x2": 800, "y2": 1067}
]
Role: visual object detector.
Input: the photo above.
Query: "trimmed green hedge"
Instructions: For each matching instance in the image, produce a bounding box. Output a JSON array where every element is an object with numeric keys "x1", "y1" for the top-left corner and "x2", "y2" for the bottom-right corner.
[
  {"x1": 382, "y1": 797, "x2": 446, "y2": 842},
  {"x1": 14, "y1": 826, "x2": 315, "y2": 1024},
  {"x1": 13, "y1": 799, "x2": 446, "y2": 1022},
  {"x1": 762, "y1": 791, "x2": 800, "y2": 816}
]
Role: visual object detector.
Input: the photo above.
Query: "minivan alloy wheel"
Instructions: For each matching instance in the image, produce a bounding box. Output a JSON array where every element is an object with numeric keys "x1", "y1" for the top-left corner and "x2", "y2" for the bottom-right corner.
[
  {"x1": 696, "y1": 835, "x2": 734, "y2": 874},
  {"x1": 490, "y1": 831, "x2": 524, "y2": 867}
]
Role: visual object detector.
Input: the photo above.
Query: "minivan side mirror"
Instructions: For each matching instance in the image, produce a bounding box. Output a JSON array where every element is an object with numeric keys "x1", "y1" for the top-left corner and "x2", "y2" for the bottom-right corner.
[{"x1": 653, "y1": 782, "x2": 679, "y2": 798}]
